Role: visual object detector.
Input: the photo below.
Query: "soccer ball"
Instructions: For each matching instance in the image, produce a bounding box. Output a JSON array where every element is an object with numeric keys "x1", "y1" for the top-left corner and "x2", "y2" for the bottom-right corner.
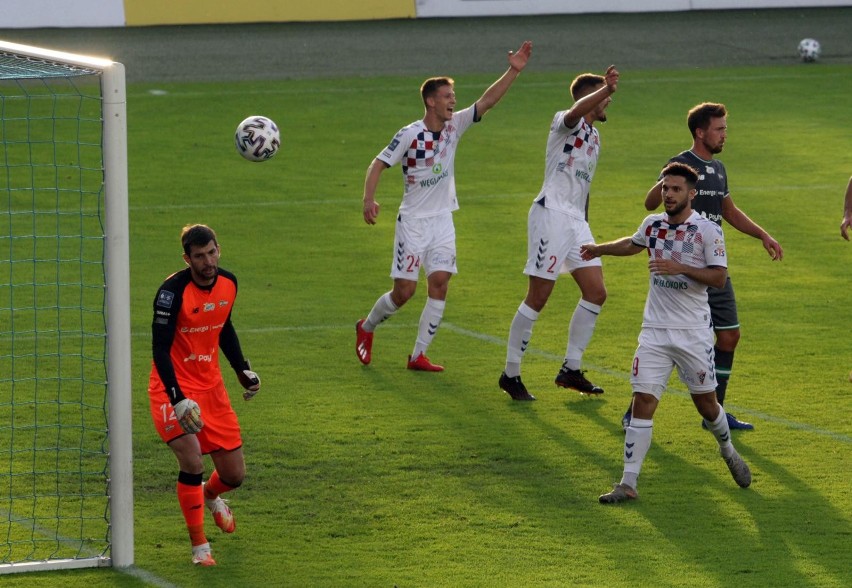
[
  {"x1": 234, "y1": 115, "x2": 281, "y2": 161},
  {"x1": 797, "y1": 38, "x2": 821, "y2": 63}
]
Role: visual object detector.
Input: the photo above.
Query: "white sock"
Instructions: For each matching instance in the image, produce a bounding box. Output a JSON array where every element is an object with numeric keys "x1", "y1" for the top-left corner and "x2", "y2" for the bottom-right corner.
[
  {"x1": 706, "y1": 404, "x2": 735, "y2": 458},
  {"x1": 564, "y1": 299, "x2": 601, "y2": 370},
  {"x1": 364, "y1": 292, "x2": 398, "y2": 331},
  {"x1": 411, "y1": 297, "x2": 445, "y2": 358},
  {"x1": 621, "y1": 417, "x2": 653, "y2": 490},
  {"x1": 505, "y1": 302, "x2": 539, "y2": 378}
]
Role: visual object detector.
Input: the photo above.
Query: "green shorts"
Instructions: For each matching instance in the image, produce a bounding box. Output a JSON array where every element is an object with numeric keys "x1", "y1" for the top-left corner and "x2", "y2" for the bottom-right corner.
[{"x1": 707, "y1": 276, "x2": 739, "y2": 331}]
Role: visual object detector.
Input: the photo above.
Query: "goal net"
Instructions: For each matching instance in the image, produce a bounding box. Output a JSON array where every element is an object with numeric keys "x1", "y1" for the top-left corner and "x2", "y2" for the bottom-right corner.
[{"x1": 0, "y1": 41, "x2": 132, "y2": 574}]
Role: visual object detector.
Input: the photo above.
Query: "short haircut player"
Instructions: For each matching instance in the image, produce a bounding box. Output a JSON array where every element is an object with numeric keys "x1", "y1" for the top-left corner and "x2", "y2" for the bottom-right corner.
[
  {"x1": 570, "y1": 73, "x2": 605, "y2": 99},
  {"x1": 181, "y1": 224, "x2": 218, "y2": 255},
  {"x1": 686, "y1": 102, "x2": 727, "y2": 138},
  {"x1": 420, "y1": 77, "x2": 455, "y2": 105},
  {"x1": 660, "y1": 161, "x2": 699, "y2": 188}
]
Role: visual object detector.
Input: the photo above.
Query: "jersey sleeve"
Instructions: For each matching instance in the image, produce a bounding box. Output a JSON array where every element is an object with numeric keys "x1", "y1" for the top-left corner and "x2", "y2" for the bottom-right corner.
[
  {"x1": 376, "y1": 124, "x2": 414, "y2": 168},
  {"x1": 219, "y1": 316, "x2": 249, "y2": 372},
  {"x1": 631, "y1": 215, "x2": 653, "y2": 248},
  {"x1": 717, "y1": 160, "x2": 731, "y2": 198},
  {"x1": 550, "y1": 110, "x2": 580, "y2": 137},
  {"x1": 452, "y1": 104, "x2": 478, "y2": 133},
  {"x1": 215, "y1": 269, "x2": 249, "y2": 373},
  {"x1": 151, "y1": 277, "x2": 185, "y2": 404}
]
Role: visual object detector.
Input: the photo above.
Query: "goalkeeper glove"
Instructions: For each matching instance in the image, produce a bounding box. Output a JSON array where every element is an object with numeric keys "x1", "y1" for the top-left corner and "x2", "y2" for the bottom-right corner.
[
  {"x1": 237, "y1": 360, "x2": 261, "y2": 400},
  {"x1": 173, "y1": 398, "x2": 203, "y2": 434}
]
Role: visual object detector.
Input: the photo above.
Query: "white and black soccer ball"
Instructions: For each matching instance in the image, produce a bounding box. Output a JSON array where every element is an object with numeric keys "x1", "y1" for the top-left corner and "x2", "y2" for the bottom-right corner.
[
  {"x1": 235, "y1": 115, "x2": 281, "y2": 162},
  {"x1": 797, "y1": 38, "x2": 821, "y2": 63}
]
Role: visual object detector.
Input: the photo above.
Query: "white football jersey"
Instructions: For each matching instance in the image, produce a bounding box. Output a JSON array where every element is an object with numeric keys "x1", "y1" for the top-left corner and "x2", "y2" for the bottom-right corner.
[
  {"x1": 534, "y1": 112, "x2": 601, "y2": 220},
  {"x1": 376, "y1": 105, "x2": 477, "y2": 219},
  {"x1": 631, "y1": 211, "x2": 728, "y2": 329}
]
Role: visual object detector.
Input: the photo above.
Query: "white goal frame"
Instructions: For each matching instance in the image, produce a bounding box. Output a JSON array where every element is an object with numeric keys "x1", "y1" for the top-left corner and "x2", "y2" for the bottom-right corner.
[{"x1": 0, "y1": 40, "x2": 133, "y2": 573}]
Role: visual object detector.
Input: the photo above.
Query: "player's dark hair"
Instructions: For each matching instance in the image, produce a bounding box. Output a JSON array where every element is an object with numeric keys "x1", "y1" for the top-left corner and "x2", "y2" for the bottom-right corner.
[
  {"x1": 570, "y1": 73, "x2": 605, "y2": 100},
  {"x1": 421, "y1": 77, "x2": 454, "y2": 106},
  {"x1": 687, "y1": 102, "x2": 727, "y2": 137},
  {"x1": 181, "y1": 224, "x2": 218, "y2": 255},
  {"x1": 661, "y1": 162, "x2": 699, "y2": 188}
]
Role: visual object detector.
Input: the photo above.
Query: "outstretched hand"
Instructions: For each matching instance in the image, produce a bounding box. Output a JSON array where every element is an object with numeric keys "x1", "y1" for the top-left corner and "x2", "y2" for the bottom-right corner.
[
  {"x1": 604, "y1": 65, "x2": 619, "y2": 93},
  {"x1": 508, "y1": 41, "x2": 533, "y2": 73},
  {"x1": 579, "y1": 243, "x2": 600, "y2": 261}
]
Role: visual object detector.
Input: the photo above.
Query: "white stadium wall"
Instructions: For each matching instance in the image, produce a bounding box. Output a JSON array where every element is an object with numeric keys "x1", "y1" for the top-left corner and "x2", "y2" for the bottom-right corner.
[
  {"x1": 0, "y1": 0, "x2": 847, "y2": 28},
  {"x1": 415, "y1": 0, "x2": 852, "y2": 17}
]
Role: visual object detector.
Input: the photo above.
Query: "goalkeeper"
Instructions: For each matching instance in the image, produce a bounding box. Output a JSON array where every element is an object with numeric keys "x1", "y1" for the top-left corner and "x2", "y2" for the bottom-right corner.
[{"x1": 147, "y1": 224, "x2": 261, "y2": 567}]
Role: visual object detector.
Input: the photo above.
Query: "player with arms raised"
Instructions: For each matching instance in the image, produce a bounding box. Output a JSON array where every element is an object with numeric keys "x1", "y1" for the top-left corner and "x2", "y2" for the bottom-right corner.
[
  {"x1": 355, "y1": 41, "x2": 532, "y2": 372},
  {"x1": 499, "y1": 66, "x2": 619, "y2": 401}
]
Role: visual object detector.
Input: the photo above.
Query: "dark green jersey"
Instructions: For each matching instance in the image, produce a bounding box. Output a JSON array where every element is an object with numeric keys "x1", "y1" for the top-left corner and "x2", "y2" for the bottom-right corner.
[{"x1": 668, "y1": 150, "x2": 729, "y2": 226}]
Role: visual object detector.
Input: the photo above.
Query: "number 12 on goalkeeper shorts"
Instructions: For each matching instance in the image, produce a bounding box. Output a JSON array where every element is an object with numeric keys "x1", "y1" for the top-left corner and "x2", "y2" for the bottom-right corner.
[{"x1": 160, "y1": 402, "x2": 179, "y2": 432}]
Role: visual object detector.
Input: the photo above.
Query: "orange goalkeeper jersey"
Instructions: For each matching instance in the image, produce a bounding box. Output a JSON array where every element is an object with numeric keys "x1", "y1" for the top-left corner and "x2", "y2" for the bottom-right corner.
[{"x1": 148, "y1": 268, "x2": 240, "y2": 399}]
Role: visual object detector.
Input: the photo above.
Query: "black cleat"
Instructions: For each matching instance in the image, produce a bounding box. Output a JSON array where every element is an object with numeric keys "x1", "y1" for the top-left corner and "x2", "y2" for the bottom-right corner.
[
  {"x1": 622, "y1": 408, "x2": 632, "y2": 431},
  {"x1": 555, "y1": 364, "x2": 604, "y2": 395},
  {"x1": 702, "y1": 412, "x2": 755, "y2": 431},
  {"x1": 499, "y1": 372, "x2": 536, "y2": 401}
]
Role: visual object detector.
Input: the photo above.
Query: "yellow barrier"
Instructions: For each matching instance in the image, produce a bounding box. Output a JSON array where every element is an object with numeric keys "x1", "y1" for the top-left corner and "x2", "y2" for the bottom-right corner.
[{"x1": 124, "y1": 0, "x2": 415, "y2": 26}]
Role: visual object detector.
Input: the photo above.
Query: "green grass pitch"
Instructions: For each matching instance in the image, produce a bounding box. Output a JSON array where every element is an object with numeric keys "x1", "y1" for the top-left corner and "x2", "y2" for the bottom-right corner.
[{"x1": 3, "y1": 8, "x2": 851, "y2": 588}]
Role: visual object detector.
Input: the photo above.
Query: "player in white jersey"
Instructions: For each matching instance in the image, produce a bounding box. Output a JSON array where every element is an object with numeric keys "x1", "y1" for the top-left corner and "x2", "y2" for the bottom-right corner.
[
  {"x1": 580, "y1": 162, "x2": 752, "y2": 504},
  {"x1": 499, "y1": 66, "x2": 618, "y2": 401},
  {"x1": 355, "y1": 41, "x2": 532, "y2": 372},
  {"x1": 622, "y1": 102, "x2": 784, "y2": 432}
]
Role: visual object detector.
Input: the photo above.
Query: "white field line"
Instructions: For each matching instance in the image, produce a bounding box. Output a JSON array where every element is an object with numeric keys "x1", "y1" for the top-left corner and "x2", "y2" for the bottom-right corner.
[
  {"x1": 129, "y1": 321, "x2": 852, "y2": 443},
  {"x1": 132, "y1": 69, "x2": 852, "y2": 99},
  {"x1": 0, "y1": 508, "x2": 179, "y2": 588},
  {"x1": 128, "y1": 183, "x2": 835, "y2": 212}
]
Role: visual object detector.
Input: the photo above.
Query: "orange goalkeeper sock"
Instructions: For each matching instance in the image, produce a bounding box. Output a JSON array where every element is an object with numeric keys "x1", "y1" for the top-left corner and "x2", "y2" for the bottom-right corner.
[
  {"x1": 177, "y1": 472, "x2": 207, "y2": 547},
  {"x1": 204, "y1": 469, "x2": 238, "y2": 501}
]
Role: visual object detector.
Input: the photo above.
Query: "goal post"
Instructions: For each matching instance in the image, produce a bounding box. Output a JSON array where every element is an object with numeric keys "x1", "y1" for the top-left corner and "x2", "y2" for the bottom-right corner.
[{"x1": 0, "y1": 40, "x2": 132, "y2": 573}]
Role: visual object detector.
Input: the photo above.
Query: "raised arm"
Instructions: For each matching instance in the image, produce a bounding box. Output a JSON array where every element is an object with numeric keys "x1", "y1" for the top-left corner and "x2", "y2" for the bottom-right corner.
[
  {"x1": 564, "y1": 65, "x2": 619, "y2": 128},
  {"x1": 474, "y1": 41, "x2": 532, "y2": 118},
  {"x1": 721, "y1": 196, "x2": 783, "y2": 260},
  {"x1": 840, "y1": 176, "x2": 852, "y2": 240}
]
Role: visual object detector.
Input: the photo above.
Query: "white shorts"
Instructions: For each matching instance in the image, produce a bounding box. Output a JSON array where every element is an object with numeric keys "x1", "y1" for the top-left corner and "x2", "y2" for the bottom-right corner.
[
  {"x1": 390, "y1": 212, "x2": 457, "y2": 281},
  {"x1": 523, "y1": 202, "x2": 601, "y2": 279},
  {"x1": 629, "y1": 327, "x2": 717, "y2": 398}
]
